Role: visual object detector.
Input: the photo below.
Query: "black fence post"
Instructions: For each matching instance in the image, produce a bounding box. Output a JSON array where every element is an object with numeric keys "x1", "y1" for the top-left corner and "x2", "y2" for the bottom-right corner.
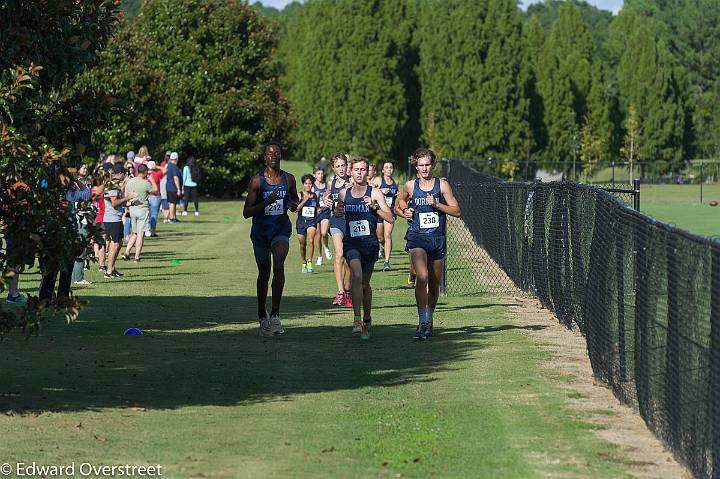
[
  {"x1": 633, "y1": 178, "x2": 641, "y2": 212},
  {"x1": 711, "y1": 246, "x2": 720, "y2": 479},
  {"x1": 441, "y1": 159, "x2": 449, "y2": 296}
]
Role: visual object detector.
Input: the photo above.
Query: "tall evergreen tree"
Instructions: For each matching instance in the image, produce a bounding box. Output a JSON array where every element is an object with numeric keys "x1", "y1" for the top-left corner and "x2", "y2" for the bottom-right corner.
[
  {"x1": 417, "y1": 0, "x2": 530, "y2": 170},
  {"x1": 609, "y1": 8, "x2": 686, "y2": 172},
  {"x1": 286, "y1": 0, "x2": 413, "y2": 163}
]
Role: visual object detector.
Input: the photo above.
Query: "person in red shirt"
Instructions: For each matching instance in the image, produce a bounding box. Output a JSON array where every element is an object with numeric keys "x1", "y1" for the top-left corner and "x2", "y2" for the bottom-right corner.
[{"x1": 146, "y1": 160, "x2": 165, "y2": 237}]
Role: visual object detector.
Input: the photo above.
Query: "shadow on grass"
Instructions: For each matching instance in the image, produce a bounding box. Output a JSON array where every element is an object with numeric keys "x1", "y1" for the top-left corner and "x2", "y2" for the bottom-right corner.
[{"x1": 0, "y1": 294, "x2": 539, "y2": 414}]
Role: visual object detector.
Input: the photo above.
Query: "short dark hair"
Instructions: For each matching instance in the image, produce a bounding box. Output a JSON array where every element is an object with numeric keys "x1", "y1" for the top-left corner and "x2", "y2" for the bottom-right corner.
[
  {"x1": 137, "y1": 164, "x2": 148, "y2": 174},
  {"x1": 381, "y1": 160, "x2": 395, "y2": 169},
  {"x1": 410, "y1": 148, "x2": 436, "y2": 165},
  {"x1": 331, "y1": 152, "x2": 347, "y2": 166},
  {"x1": 263, "y1": 141, "x2": 282, "y2": 155},
  {"x1": 349, "y1": 156, "x2": 369, "y2": 169},
  {"x1": 301, "y1": 174, "x2": 314, "y2": 184},
  {"x1": 111, "y1": 163, "x2": 125, "y2": 174}
]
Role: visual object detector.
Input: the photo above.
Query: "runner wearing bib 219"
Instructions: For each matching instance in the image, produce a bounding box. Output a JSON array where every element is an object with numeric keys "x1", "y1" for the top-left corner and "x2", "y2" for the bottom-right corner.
[
  {"x1": 335, "y1": 157, "x2": 395, "y2": 340},
  {"x1": 395, "y1": 148, "x2": 461, "y2": 340}
]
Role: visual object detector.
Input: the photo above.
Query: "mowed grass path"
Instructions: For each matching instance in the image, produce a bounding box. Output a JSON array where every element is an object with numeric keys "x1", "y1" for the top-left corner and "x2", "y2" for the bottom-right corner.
[{"x1": 1, "y1": 164, "x2": 632, "y2": 478}]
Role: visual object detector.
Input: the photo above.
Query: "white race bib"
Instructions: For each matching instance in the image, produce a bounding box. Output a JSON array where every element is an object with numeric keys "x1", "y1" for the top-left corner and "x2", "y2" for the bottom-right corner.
[
  {"x1": 302, "y1": 206, "x2": 315, "y2": 218},
  {"x1": 264, "y1": 199, "x2": 283, "y2": 216},
  {"x1": 384, "y1": 196, "x2": 393, "y2": 207},
  {"x1": 349, "y1": 220, "x2": 370, "y2": 238},
  {"x1": 419, "y1": 212, "x2": 439, "y2": 229}
]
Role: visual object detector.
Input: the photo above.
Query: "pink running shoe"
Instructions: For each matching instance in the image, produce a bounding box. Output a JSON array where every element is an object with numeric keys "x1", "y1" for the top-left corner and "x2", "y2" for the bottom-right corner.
[
  {"x1": 332, "y1": 290, "x2": 345, "y2": 306},
  {"x1": 344, "y1": 290, "x2": 353, "y2": 308}
]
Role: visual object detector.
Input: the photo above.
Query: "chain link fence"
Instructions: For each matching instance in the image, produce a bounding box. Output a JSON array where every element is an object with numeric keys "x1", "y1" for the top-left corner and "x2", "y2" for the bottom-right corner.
[{"x1": 443, "y1": 159, "x2": 720, "y2": 479}]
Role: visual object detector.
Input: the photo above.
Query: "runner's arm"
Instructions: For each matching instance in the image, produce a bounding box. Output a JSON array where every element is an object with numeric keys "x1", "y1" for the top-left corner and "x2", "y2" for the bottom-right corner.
[
  {"x1": 242, "y1": 175, "x2": 272, "y2": 218},
  {"x1": 372, "y1": 187, "x2": 394, "y2": 224},
  {"x1": 394, "y1": 180, "x2": 414, "y2": 219},
  {"x1": 286, "y1": 174, "x2": 299, "y2": 212},
  {"x1": 435, "y1": 179, "x2": 461, "y2": 218}
]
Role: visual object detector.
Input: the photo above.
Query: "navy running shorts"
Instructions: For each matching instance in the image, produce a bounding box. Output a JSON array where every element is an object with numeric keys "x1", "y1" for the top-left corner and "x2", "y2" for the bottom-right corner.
[{"x1": 405, "y1": 233, "x2": 446, "y2": 262}]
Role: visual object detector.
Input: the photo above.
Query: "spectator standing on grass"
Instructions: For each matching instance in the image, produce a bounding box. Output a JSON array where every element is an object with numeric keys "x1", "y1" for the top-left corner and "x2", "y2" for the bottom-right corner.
[
  {"x1": 181, "y1": 156, "x2": 201, "y2": 216},
  {"x1": 160, "y1": 151, "x2": 170, "y2": 223},
  {"x1": 122, "y1": 163, "x2": 157, "y2": 262},
  {"x1": 70, "y1": 174, "x2": 93, "y2": 286},
  {"x1": 103, "y1": 163, "x2": 137, "y2": 279},
  {"x1": 147, "y1": 160, "x2": 164, "y2": 236},
  {"x1": 92, "y1": 170, "x2": 107, "y2": 272},
  {"x1": 165, "y1": 152, "x2": 183, "y2": 223},
  {"x1": 39, "y1": 176, "x2": 93, "y2": 302}
]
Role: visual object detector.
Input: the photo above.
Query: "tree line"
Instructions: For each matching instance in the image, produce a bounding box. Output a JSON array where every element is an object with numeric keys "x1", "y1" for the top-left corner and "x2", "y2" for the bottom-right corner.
[{"x1": 256, "y1": 0, "x2": 718, "y2": 178}]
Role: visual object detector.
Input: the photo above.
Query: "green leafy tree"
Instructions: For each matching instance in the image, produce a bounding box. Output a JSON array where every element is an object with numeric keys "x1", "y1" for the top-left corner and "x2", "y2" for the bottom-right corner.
[
  {"x1": 286, "y1": 0, "x2": 414, "y2": 164},
  {"x1": 620, "y1": 104, "x2": 641, "y2": 181},
  {"x1": 86, "y1": 0, "x2": 293, "y2": 196},
  {"x1": 417, "y1": 0, "x2": 530, "y2": 172},
  {"x1": 0, "y1": 1, "x2": 119, "y2": 334},
  {"x1": 609, "y1": 8, "x2": 686, "y2": 173}
]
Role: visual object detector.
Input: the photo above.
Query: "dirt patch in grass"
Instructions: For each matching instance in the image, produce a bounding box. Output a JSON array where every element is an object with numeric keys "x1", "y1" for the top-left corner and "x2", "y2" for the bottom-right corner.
[{"x1": 450, "y1": 218, "x2": 690, "y2": 479}]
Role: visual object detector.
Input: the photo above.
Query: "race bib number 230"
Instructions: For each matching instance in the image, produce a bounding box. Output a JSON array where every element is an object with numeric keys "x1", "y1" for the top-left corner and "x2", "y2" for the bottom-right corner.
[{"x1": 419, "y1": 212, "x2": 439, "y2": 229}]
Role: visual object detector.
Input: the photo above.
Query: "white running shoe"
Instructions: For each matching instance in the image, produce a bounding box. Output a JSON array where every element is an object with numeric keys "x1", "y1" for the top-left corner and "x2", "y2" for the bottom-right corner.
[
  {"x1": 182, "y1": 211, "x2": 188, "y2": 216},
  {"x1": 259, "y1": 318, "x2": 274, "y2": 337},
  {"x1": 163, "y1": 218, "x2": 170, "y2": 224},
  {"x1": 324, "y1": 246, "x2": 332, "y2": 260},
  {"x1": 144, "y1": 231, "x2": 151, "y2": 237},
  {"x1": 195, "y1": 211, "x2": 199, "y2": 216},
  {"x1": 316, "y1": 256, "x2": 323, "y2": 266},
  {"x1": 269, "y1": 314, "x2": 285, "y2": 335}
]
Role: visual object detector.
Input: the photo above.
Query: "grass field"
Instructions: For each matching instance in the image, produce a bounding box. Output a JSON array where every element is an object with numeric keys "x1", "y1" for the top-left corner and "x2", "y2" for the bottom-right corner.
[
  {"x1": 639, "y1": 183, "x2": 720, "y2": 238},
  {"x1": 0, "y1": 161, "x2": 639, "y2": 478}
]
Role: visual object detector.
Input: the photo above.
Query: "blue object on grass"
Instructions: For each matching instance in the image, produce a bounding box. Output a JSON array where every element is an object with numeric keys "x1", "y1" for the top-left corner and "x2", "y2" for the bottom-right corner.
[{"x1": 124, "y1": 327, "x2": 143, "y2": 336}]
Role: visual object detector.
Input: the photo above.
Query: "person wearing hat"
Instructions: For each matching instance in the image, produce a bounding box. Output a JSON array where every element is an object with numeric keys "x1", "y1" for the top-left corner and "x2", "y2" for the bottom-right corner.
[
  {"x1": 103, "y1": 163, "x2": 137, "y2": 278},
  {"x1": 165, "y1": 152, "x2": 183, "y2": 223},
  {"x1": 160, "y1": 151, "x2": 171, "y2": 223}
]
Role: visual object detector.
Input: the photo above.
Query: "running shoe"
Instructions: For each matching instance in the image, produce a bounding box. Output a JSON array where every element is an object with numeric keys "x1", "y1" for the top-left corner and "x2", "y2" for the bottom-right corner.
[
  {"x1": 259, "y1": 318, "x2": 274, "y2": 337},
  {"x1": 352, "y1": 319, "x2": 363, "y2": 333},
  {"x1": 121, "y1": 254, "x2": 131, "y2": 261},
  {"x1": 316, "y1": 256, "x2": 323, "y2": 266},
  {"x1": 98, "y1": 265, "x2": 107, "y2": 272},
  {"x1": 111, "y1": 270, "x2": 124, "y2": 278},
  {"x1": 195, "y1": 212, "x2": 199, "y2": 216},
  {"x1": 73, "y1": 280, "x2": 93, "y2": 285},
  {"x1": 407, "y1": 274, "x2": 416, "y2": 288},
  {"x1": 302, "y1": 263, "x2": 308, "y2": 273},
  {"x1": 426, "y1": 321, "x2": 434, "y2": 338},
  {"x1": 163, "y1": 219, "x2": 170, "y2": 224},
  {"x1": 383, "y1": 261, "x2": 392, "y2": 272},
  {"x1": 306, "y1": 261, "x2": 314, "y2": 273},
  {"x1": 332, "y1": 291, "x2": 345, "y2": 306},
  {"x1": 324, "y1": 246, "x2": 332, "y2": 260},
  {"x1": 344, "y1": 290, "x2": 353, "y2": 308},
  {"x1": 144, "y1": 231, "x2": 151, "y2": 238},
  {"x1": 171, "y1": 218, "x2": 181, "y2": 223},
  {"x1": 415, "y1": 322, "x2": 429, "y2": 340},
  {"x1": 103, "y1": 271, "x2": 115, "y2": 279},
  {"x1": 360, "y1": 322, "x2": 372, "y2": 340},
  {"x1": 133, "y1": 258, "x2": 141, "y2": 263},
  {"x1": 269, "y1": 314, "x2": 285, "y2": 334},
  {"x1": 6, "y1": 293, "x2": 27, "y2": 304},
  {"x1": 182, "y1": 211, "x2": 188, "y2": 216},
  {"x1": 378, "y1": 246, "x2": 384, "y2": 259}
]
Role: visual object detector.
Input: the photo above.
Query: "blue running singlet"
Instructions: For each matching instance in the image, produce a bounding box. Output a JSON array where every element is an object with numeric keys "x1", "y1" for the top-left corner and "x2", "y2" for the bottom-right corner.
[
  {"x1": 407, "y1": 177, "x2": 445, "y2": 237},
  {"x1": 379, "y1": 175, "x2": 398, "y2": 210},
  {"x1": 329, "y1": 176, "x2": 349, "y2": 233},
  {"x1": 343, "y1": 185, "x2": 379, "y2": 248},
  {"x1": 250, "y1": 168, "x2": 292, "y2": 245}
]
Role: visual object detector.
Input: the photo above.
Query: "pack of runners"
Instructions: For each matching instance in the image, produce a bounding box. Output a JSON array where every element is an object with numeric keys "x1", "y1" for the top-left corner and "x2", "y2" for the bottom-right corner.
[{"x1": 245, "y1": 145, "x2": 461, "y2": 341}]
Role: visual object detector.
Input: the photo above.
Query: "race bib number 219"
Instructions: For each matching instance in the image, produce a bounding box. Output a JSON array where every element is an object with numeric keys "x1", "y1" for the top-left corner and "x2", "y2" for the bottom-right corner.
[{"x1": 349, "y1": 220, "x2": 370, "y2": 237}]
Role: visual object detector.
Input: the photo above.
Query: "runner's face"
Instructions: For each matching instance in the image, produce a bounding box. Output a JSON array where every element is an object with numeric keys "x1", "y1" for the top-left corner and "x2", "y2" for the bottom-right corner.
[
  {"x1": 314, "y1": 170, "x2": 324, "y2": 182},
  {"x1": 368, "y1": 165, "x2": 376, "y2": 178},
  {"x1": 351, "y1": 162, "x2": 368, "y2": 184},
  {"x1": 415, "y1": 157, "x2": 434, "y2": 180},
  {"x1": 333, "y1": 160, "x2": 346, "y2": 178},
  {"x1": 264, "y1": 145, "x2": 281, "y2": 168},
  {"x1": 303, "y1": 178, "x2": 313, "y2": 192},
  {"x1": 382, "y1": 162, "x2": 394, "y2": 177}
]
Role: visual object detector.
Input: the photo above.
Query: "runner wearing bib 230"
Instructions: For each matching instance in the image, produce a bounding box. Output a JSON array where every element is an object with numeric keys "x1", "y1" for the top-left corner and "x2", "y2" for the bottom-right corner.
[
  {"x1": 243, "y1": 142, "x2": 299, "y2": 337},
  {"x1": 396, "y1": 148, "x2": 461, "y2": 340},
  {"x1": 335, "y1": 157, "x2": 395, "y2": 340}
]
